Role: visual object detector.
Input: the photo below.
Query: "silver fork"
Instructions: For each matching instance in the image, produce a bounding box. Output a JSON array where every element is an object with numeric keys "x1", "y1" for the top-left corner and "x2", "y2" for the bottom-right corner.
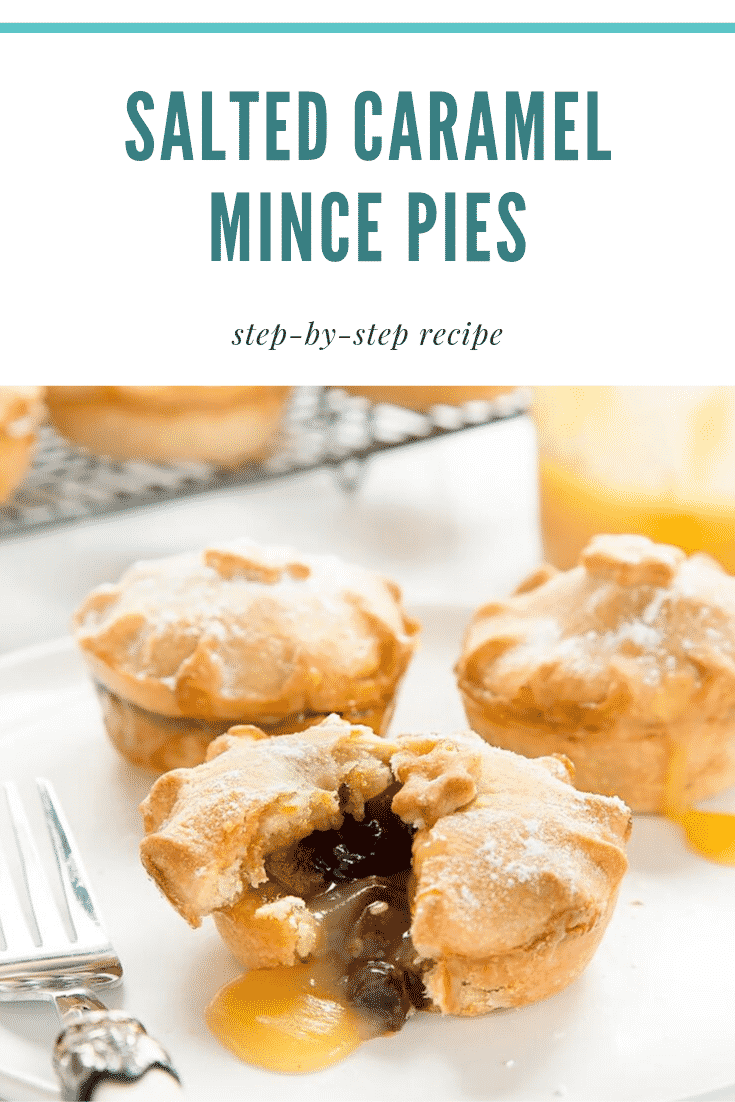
[{"x1": 0, "y1": 779, "x2": 181, "y2": 1100}]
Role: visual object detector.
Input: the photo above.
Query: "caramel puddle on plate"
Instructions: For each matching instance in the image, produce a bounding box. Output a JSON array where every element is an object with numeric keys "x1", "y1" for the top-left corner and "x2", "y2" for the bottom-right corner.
[
  {"x1": 664, "y1": 747, "x2": 735, "y2": 866},
  {"x1": 205, "y1": 959, "x2": 385, "y2": 1073}
]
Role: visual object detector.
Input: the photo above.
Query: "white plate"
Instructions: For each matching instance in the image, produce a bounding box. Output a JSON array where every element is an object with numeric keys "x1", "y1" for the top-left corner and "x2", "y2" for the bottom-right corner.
[{"x1": 1, "y1": 608, "x2": 735, "y2": 1102}]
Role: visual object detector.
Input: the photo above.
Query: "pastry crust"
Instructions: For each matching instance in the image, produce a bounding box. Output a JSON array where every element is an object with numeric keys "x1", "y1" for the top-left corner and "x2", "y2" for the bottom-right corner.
[
  {"x1": 344, "y1": 386, "x2": 515, "y2": 412},
  {"x1": 0, "y1": 386, "x2": 45, "y2": 502},
  {"x1": 139, "y1": 716, "x2": 630, "y2": 1016},
  {"x1": 74, "y1": 540, "x2": 419, "y2": 771},
  {"x1": 456, "y1": 533, "x2": 735, "y2": 812},
  {"x1": 45, "y1": 385, "x2": 290, "y2": 467}
]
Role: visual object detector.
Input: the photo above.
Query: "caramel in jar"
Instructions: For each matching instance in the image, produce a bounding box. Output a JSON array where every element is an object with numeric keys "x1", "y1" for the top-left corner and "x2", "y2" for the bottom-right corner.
[{"x1": 534, "y1": 387, "x2": 735, "y2": 572}]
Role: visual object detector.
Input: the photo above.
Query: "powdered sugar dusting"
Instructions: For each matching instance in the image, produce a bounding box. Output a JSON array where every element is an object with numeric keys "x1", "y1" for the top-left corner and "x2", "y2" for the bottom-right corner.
[
  {"x1": 475, "y1": 539, "x2": 735, "y2": 715},
  {"x1": 74, "y1": 538, "x2": 417, "y2": 712}
]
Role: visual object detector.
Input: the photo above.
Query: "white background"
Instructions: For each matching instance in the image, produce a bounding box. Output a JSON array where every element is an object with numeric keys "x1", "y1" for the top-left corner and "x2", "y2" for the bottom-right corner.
[
  {"x1": 2, "y1": 18, "x2": 735, "y2": 1102},
  {"x1": 0, "y1": 13, "x2": 733, "y2": 380}
]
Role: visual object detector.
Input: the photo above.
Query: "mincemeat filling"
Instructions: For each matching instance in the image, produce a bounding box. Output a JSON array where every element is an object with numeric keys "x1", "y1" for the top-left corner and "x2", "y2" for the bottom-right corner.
[{"x1": 266, "y1": 785, "x2": 427, "y2": 1031}]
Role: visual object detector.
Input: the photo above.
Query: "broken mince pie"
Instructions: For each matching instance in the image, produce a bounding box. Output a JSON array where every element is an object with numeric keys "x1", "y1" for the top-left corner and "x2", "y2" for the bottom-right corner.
[{"x1": 139, "y1": 715, "x2": 630, "y2": 1026}]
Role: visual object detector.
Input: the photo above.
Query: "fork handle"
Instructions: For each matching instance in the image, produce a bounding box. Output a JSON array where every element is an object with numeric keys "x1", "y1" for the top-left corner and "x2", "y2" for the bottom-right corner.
[
  {"x1": 90, "y1": 1069, "x2": 182, "y2": 1100},
  {"x1": 53, "y1": 1009, "x2": 181, "y2": 1101}
]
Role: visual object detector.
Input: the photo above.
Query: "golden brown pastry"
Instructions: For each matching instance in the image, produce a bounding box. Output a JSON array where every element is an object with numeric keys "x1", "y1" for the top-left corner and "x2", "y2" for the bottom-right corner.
[
  {"x1": 456, "y1": 533, "x2": 735, "y2": 813},
  {"x1": 73, "y1": 540, "x2": 419, "y2": 772},
  {"x1": 140, "y1": 715, "x2": 630, "y2": 1021},
  {"x1": 0, "y1": 386, "x2": 45, "y2": 503},
  {"x1": 46, "y1": 385, "x2": 290, "y2": 467},
  {"x1": 344, "y1": 386, "x2": 515, "y2": 412}
]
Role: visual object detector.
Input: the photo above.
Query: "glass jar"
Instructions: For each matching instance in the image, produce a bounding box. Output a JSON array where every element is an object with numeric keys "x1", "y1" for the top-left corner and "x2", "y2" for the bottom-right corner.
[{"x1": 533, "y1": 386, "x2": 735, "y2": 571}]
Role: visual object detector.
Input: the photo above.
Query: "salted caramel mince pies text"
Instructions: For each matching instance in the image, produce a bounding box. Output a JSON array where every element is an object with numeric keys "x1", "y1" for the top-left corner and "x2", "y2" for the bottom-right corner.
[{"x1": 139, "y1": 716, "x2": 630, "y2": 1070}]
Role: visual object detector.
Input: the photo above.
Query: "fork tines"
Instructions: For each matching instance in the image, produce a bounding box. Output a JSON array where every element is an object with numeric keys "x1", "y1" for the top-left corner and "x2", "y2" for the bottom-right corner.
[{"x1": 0, "y1": 779, "x2": 120, "y2": 992}]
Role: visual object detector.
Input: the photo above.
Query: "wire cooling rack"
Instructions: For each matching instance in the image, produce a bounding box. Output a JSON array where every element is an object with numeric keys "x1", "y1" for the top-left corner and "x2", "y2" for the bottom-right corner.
[{"x1": 0, "y1": 387, "x2": 530, "y2": 540}]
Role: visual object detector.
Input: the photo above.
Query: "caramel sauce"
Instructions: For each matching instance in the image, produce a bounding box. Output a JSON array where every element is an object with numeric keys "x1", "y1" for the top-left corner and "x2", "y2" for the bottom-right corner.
[
  {"x1": 670, "y1": 808, "x2": 735, "y2": 865},
  {"x1": 205, "y1": 793, "x2": 424, "y2": 1073},
  {"x1": 664, "y1": 747, "x2": 735, "y2": 867},
  {"x1": 205, "y1": 959, "x2": 384, "y2": 1073}
]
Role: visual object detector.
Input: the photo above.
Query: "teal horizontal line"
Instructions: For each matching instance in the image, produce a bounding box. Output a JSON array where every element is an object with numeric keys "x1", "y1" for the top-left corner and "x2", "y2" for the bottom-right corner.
[{"x1": 0, "y1": 22, "x2": 734, "y2": 32}]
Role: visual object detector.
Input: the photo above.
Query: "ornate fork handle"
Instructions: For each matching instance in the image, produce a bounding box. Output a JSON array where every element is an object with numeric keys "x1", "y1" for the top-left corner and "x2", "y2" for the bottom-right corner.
[{"x1": 53, "y1": 1008, "x2": 180, "y2": 1101}]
